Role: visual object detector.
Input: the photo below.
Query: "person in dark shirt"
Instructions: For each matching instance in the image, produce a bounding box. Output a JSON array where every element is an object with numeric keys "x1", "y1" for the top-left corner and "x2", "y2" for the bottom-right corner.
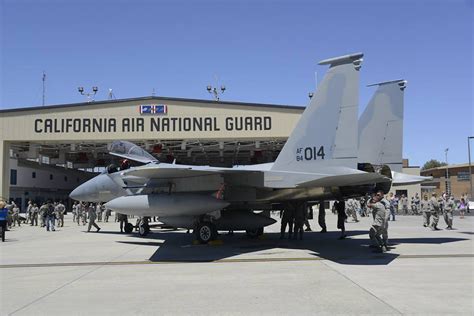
[{"x1": 335, "y1": 199, "x2": 347, "y2": 239}]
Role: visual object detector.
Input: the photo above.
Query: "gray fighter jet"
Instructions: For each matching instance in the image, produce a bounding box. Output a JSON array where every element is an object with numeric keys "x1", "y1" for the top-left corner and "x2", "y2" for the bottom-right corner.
[{"x1": 70, "y1": 53, "x2": 394, "y2": 242}]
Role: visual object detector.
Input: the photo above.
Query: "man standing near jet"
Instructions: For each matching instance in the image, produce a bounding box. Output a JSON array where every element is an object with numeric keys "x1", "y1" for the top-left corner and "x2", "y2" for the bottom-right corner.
[
  {"x1": 335, "y1": 199, "x2": 347, "y2": 239},
  {"x1": 293, "y1": 201, "x2": 306, "y2": 240},
  {"x1": 318, "y1": 201, "x2": 327, "y2": 233},
  {"x1": 55, "y1": 201, "x2": 65, "y2": 227},
  {"x1": 280, "y1": 203, "x2": 295, "y2": 239},
  {"x1": 367, "y1": 192, "x2": 388, "y2": 253},
  {"x1": 429, "y1": 193, "x2": 441, "y2": 230},
  {"x1": 87, "y1": 203, "x2": 101, "y2": 233}
]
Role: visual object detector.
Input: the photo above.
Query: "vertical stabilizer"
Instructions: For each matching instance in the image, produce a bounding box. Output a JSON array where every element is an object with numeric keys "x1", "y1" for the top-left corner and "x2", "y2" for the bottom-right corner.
[
  {"x1": 358, "y1": 80, "x2": 407, "y2": 172},
  {"x1": 272, "y1": 53, "x2": 363, "y2": 172}
]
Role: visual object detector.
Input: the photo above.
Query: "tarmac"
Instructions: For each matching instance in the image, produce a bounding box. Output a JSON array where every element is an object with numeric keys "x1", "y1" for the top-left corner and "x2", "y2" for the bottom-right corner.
[{"x1": 1, "y1": 212, "x2": 473, "y2": 315}]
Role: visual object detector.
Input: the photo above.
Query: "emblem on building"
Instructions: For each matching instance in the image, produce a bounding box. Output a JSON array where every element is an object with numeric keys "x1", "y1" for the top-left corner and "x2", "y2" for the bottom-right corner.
[{"x1": 139, "y1": 104, "x2": 168, "y2": 115}]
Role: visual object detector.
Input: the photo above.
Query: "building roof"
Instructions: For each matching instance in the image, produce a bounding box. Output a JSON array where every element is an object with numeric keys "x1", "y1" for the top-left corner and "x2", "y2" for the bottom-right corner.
[
  {"x1": 0, "y1": 96, "x2": 305, "y2": 114},
  {"x1": 422, "y1": 163, "x2": 473, "y2": 173}
]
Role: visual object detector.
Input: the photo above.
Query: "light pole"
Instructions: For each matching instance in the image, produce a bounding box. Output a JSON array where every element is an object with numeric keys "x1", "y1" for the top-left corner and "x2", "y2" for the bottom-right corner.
[
  {"x1": 445, "y1": 148, "x2": 449, "y2": 195},
  {"x1": 468, "y1": 136, "x2": 474, "y2": 199},
  {"x1": 78, "y1": 86, "x2": 98, "y2": 102},
  {"x1": 207, "y1": 85, "x2": 225, "y2": 101}
]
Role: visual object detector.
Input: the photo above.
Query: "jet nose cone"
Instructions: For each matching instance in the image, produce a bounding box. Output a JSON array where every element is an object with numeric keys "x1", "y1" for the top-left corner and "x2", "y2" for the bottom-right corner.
[{"x1": 69, "y1": 186, "x2": 84, "y2": 201}]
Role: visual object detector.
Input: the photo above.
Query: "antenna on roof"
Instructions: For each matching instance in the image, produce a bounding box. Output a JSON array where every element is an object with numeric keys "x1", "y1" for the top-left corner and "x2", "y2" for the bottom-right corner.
[
  {"x1": 42, "y1": 71, "x2": 46, "y2": 106},
  {"x1": 108, "y1": 89, "x2": 116, "y2": 100}
]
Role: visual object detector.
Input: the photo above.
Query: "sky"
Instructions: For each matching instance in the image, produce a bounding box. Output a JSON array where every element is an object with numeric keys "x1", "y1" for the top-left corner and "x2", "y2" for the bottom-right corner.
[{"x1": 1, "y1": 0, "x2": 473, "y2": 167}]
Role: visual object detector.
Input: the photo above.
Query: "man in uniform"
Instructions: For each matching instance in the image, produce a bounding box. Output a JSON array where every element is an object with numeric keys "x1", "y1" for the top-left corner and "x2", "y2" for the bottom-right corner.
[
  {"x1": 318, "y1": 201, "x2": 327, "y2": 233},
  {"x1": 104, "y1": 207, "x2": 112, "y2": 223},
  {"x1": 346, "y1": 198, "x2": 359, "y2": 222},
  {"x1": 429, "y1": 193, "x2": 441, "y2": 230},
  {"x1": 335, "y1": 199, "x2": 347, "y2": 239},
  {"x1": 420, "y1": 194, "x2": 431, "y2": 227},
  {"x1": 413, "y1": 193, "x2": 421, "y2": 215},
  {"x1": 26, "y1": 200, "x2": 33, "y2": 224},
  {"x1": 400, "y1": 194, "x2": 409, "y2": 215},
  {"x1": 443, "y1": 195, "x2": 455, "y2": 230},
  {"x1": 388, "y1": 193, "x2": 397, "y2": 221},
  {"x1": 293, "y1": 201, "x2": 306, "y2": 240},
  {"x1": 87, "y1": 203, "x2": 101, "y2": 232},
  {"x1": 12, "y1": 202, "x2": 21, "y2": 227},
  {"x1": 30, "y1": 203, "x2": 39, "y2": 226},
  {"x1": 55, "y1": 201, "x2": 66, "y2": 227},
  {"x1": 96, "y1": 203, "x2": 103, "y2": 222},
  {"x1": 39, "y1": 202, "x2": 47, "y2": 227},
  {"x1": 280, "y1": 203, "x2": 295, "y2": 239},
  {"x1": 367, "y1": 191, "x2": 388, "y2": 253},
  {"x1": 81, "y1": 202, "x2": 88, "y2": 225},
  {"x1": 72, "y1": 201, "x2": 77, "y2": 223}
]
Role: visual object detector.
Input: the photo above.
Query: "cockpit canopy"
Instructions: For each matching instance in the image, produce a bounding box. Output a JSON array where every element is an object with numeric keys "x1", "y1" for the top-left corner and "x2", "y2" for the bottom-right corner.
[{"x1": 108, "y1": 140, "x2": 159, "y2": 164}]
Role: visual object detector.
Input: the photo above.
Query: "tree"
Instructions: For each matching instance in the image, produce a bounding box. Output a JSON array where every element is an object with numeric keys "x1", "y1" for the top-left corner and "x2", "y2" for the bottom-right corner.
[{"x1": 422, "y1": 159, "x2": 447, "y2": 170}]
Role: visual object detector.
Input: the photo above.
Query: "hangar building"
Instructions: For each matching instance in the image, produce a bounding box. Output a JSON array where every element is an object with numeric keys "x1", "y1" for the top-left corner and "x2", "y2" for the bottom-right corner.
[{"x1": 0, "y1": 96, "x2": 304, "y2": 207}]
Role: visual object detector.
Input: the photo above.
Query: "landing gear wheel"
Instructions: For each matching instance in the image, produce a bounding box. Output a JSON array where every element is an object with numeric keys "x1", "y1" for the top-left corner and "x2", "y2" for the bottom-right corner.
[
  {"x1": 195, "y1": 222, "x2": 217, "y2": 244},
  {"x1": 246, "y1": 227, "x2": 264, "y2": 238},
  {"x1": 138, "y1": 218, "x2": 150, "y2": 237},
  {"x1": 124, "y1": 222, "x2": 134, "y2": 234}
]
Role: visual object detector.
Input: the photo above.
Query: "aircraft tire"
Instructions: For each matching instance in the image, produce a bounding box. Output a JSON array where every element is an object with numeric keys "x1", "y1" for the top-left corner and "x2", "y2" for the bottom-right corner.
[
  {"x1": 124, "y1": 222, "x2": 134, "y2": 234},
  {"x1": 196, "y1": 222, "x2": 216, "y2": 244},
  {"x1": 138, "y1": 219, "x2": 150, "y2": 237},
  {"x1": 246, "y1": 227, "x2": 264, "y2": 238}
]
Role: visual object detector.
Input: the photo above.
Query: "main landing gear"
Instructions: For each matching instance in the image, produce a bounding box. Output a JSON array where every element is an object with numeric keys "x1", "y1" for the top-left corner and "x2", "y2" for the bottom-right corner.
[
  {"x1": 245, "y1": 227, "x2": 264, "y2": 238},
  {"x1": 138, "y1": 217, "x2": 150, "y2": 237},
  {"x1": 194, "y1": 221, "x2": 218, "y2": 244}
]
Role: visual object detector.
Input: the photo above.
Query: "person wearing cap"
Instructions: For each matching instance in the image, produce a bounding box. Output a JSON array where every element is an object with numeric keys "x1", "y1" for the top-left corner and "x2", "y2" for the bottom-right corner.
[
  {"x1": 367, "y1": 191, "x2": 388, "y2": 253},
  {"x1": 420, "y1": 194, "x2": 431, "y2": 227},
  {"x1": 429, "y1": 193, "x2": 441, "y2": 230},
  {"x1": 87, "y1": 203, "x2": 101, "y2": 233},
  {"x1": 443, "y1": 195, "x2": 455, "y2": 229}
]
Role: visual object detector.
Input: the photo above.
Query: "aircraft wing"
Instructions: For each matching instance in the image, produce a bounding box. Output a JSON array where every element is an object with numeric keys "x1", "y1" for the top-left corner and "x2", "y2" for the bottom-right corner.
[
  {"x1": 296, "y1": 172, "x2": 390, "y2": 188},
  {"x1": 121, "y1": 164, "x2": 261, "y2": 179},
  {"x1": 391, "y1": 171, "x2": 433, "y2": 186}
]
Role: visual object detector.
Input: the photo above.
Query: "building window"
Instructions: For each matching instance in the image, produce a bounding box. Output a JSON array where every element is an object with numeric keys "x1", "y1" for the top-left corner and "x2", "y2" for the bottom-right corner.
[
  {"x1": 32, "y1": 172, "x2": 36, "y2": 178},
  {"x1": 457, "y1": 171, "x2": 470, "y2": 181},
  {"x1": 10, "y1": 169, "x2": 17, "y2": 185},
  {"x1": 50, "y1": 174, "x2": 53, "y2": 180}
]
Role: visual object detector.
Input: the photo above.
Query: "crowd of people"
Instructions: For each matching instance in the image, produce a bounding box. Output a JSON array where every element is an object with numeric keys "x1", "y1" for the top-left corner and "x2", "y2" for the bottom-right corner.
[
  {"x1": 278, "y1": 191, "x2": 470, "y2": 253},
  {"x1": 1, "y1": 191, "x2": 471, "y2": 249}
]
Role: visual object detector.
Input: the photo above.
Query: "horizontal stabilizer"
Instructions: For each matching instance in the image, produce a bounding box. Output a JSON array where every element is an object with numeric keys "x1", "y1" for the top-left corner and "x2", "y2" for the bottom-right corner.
[{"x1": 391, "y1": 171, "x2": 433, "y2": 186}]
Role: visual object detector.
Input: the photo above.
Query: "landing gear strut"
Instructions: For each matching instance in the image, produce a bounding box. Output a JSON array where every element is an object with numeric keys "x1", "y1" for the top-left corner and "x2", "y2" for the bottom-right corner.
[
  {"x1": 195, "y1": 221, "x2": 217, "y2": 244},
  {"x1": 246, "y1": 227, "x2": 264, "y2": 238},
  {"x1": 138, "y1": 217, "x2": 150, "y2": 237}
]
